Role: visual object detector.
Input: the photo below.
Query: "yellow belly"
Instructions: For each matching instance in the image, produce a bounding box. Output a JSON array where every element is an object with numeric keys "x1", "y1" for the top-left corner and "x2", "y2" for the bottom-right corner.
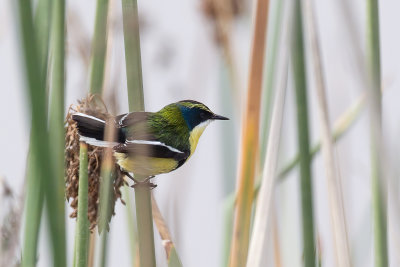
[
  {"x1": 114, "y1": 152, "x2": 178, "y2": 177},
  {"x1": 114, "y1": 121, "x2": 210, "y2": 176}
]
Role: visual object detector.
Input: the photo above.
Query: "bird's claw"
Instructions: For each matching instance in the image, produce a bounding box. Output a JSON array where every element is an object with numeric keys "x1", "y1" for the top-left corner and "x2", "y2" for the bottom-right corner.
[
  {"x1": 130, "y1": 181, "x2": 157, "y2": 190},
  {"x1": 124, "y1": 173, "x2": 157, "y2": 190}
]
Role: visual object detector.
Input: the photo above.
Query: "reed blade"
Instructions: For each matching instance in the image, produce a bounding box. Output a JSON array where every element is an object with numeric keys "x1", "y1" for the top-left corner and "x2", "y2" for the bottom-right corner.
[
  {"x1": 228, "y1": 0, "x2": 270, "y2": 266},
  {"x1": 122, "y1": 0, "x2": 156, "y2": 266},
  {"x1": 366, "y1": 0, "x2": 388, "y2": 266},
  {"x1": 291, "y1": 1, "x2": 316, "y2": 265},
  {"x1": 75, "y1": 143, "x2": 90, "y2": 267}
]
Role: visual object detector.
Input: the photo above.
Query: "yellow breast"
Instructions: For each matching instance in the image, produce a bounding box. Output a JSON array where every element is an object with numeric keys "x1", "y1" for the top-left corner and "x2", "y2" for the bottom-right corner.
[{"x1": 188, "y1": 120, "x2": 210, "y2": 156}]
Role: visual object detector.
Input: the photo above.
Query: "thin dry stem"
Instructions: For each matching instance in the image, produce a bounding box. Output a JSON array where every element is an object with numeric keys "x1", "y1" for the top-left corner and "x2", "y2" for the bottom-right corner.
[
  {"x1": 151, "y1": 194, "x2": 175, "y2": 260},
  {"x1": 229, "y1": 0, "x2": 270, "y2": 266}
]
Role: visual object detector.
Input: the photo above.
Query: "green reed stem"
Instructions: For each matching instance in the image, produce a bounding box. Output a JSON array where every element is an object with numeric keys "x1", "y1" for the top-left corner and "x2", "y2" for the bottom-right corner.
[
  {"x1": 292, "y1": 1, "x2": 316, "y2": 266},
  {"x1": 22, "y1": 153, "x2": 44, "y2": 267},
  {"x1": 122, "y1": 0, "x2": 156, "y2": 266},
  {"x1": 47, "y1": 0, "x2": 67, "y2": 265},
  {"x1": 122, "y1": 0, "x2": 145, "y2": 111},
  {"x1": 89, "y1": 0, "x2": 110, "y2": 95},
  {"x1": 75, "y1": 0, "x2": 110, "y2": 265},
  {"x1": 17, "y1": 1, "x2": 58, "y2": 266},
  {"x1": 21, "y1": 1, "x2": 54, "y2": 264},
  {"x1": 366, "y1": 1, "x2": 388, "y2": 266},
  {"x1": 134, "y1": 184, "x2": 156, "y2": 267},
  {"x1": 34, "y1": 0, "x2": 53, "y2": 91},
  {"x1": 97, "y1": 158, "x2": 115, "y2": 267},
  {"x1": 75, "y1": 144, "x2": 90, "y2": 267},
  {"x1": 122, "y1": 186, "x2": 138, "y2": 265}
]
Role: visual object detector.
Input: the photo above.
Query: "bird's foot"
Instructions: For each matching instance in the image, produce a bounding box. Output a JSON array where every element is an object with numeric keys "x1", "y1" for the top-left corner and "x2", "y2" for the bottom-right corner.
[
  {"x1": 131, "y1": 181, "x2": 157, "y2": 190},
  {"x1": 125, "y1": 174, "x2": 157, "y2": 190}
]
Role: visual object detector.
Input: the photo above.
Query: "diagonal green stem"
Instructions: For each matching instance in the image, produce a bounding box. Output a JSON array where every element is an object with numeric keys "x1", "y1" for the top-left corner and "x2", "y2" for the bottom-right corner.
[
  {"x1": 223, "y1": 92, "x2": 364, "y2": 266},
  {"x1": 278, "y1": 94, "x2": 364, "y2": 180}
]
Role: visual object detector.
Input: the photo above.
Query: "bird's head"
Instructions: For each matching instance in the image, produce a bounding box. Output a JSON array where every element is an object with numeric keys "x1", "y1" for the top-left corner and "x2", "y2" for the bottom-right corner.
[{"x1": 175, "y1": 100, "x2": 229, "y2": 131}]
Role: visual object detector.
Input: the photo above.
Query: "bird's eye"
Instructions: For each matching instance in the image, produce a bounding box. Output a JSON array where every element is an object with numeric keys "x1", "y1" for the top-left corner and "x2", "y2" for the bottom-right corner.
[{"x1": 200, "y1": 112, "x2": 207, "y2": 119}]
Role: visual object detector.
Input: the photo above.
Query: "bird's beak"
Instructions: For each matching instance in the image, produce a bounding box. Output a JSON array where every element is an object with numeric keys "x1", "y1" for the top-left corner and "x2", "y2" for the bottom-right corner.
[{"x1": 212, "y1": 114, "x2": 229, "y2": 120}]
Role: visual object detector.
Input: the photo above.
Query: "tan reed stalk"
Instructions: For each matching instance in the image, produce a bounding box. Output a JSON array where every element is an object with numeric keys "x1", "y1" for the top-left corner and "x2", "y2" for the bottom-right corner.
[{"x1": 228, "y1": 0, "x2": 270, "y2": 266}]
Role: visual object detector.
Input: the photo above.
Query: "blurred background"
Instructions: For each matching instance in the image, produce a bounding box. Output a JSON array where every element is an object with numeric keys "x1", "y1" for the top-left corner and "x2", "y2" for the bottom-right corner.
[{"x1": 1, "y1": 0, "x2": 400, "y2": 266}]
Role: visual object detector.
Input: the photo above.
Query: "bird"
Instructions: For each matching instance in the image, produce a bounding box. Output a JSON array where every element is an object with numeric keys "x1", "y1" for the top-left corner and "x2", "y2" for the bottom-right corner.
[{"x1": 72, "y1": 100, "x2": 228, "y2": 186}]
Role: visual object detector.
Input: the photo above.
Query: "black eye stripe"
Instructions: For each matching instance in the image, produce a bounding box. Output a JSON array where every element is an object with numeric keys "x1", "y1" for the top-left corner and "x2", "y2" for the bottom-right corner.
[{"x1": 200, "y1": 111, "x2": 213, "y2": 120}]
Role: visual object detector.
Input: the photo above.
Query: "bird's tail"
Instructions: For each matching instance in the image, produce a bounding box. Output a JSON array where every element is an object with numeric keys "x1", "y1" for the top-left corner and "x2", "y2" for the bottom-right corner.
[{"x1": 72, "y1": 113, "x2": 118, "y2": 147}]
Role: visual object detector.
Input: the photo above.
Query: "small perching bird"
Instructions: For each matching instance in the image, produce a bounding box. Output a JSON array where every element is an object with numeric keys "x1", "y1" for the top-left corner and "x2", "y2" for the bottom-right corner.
[{"x1": 72, "y1": 100, "x2": 228, "y2": 186}]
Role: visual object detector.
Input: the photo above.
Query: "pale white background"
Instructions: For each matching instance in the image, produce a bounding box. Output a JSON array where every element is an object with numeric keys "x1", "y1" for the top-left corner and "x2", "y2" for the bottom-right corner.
[{"x1": 0, "y1": 0, "x2": 399, "y2": 266}]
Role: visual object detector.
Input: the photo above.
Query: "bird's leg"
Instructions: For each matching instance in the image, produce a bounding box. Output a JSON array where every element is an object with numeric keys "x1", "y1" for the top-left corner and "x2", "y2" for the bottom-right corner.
[
  {"x1": 122, "y1": 171, "x2": 139, "y2": 183},
  {"x1": 131, "y1": 175, "x2": 157, "y2": 189}
]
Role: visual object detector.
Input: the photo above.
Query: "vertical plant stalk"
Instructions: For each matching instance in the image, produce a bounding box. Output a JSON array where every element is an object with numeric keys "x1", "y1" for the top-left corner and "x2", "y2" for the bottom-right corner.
[
  {"x1": 291, "y1": 1, "x2": 316, "y2": 266},
  {"x1": 22, "y1": 0, "x2": 53, "y2": 264},
  {"x1": 122, "y1": 1, "x2": 156, "y2": 266},
  {"x1": 272, "y1": 212, "x2": 283, "y2": 267},
  {"x1": 302, "y1": 0, "x2": 351, "y2": 266},
  {"x1": 122, "y1": 186, "x2": 138, "y2": 265},
  {"x1": 151, "y1": 194, "x2": 183, "y2": 266},
  {"x1": 34, "y1": 0, "x2": 53, "y2": 90},
  {"x1": 134, "y1": 183, "x2": 156, "y2": 267},
  {"x1": 47, "y1": 0, "x2": 67, "y2": 266},
  {"x1": 89, "y1": 0, "x2": 110, "y2": 95},
  {"x1": 122, "y1": 0, "x2": 144, "y2": 111},
  {"x1": 97, "y1": 119, "x2": 117, "y2": 267},
  {"x1": 87, "y1": 233, "x2": 96, "y2": 267},
  {"x1": 75, "y1": 0, "x2": 110, "y2": 265},
  {"x1": 75, "y1": 143, "x2": 90, "y2": 267},
  {"x1": 228, "y1": 0, "x2": 270, "y2": 266},
  {"x1": 16, "y1": 1, "x2": 57, "y2": 266},
  {"x1": 246, "y1": 1, "x2": 293, "y2": 263},
  {"x1": 366, "y1": 1, "x2": 388, "y2": 266},
  {"x1": 22, "y1": 157, "x2": 43, "y2": 267},
  {"x1": 259, "y1": 0, "x2": 285, "y2": 164},
  {"x1": 222, "y1": 194, "x2": 235, "y2": 267},
  {"x1": 246, "y1": 64, "x2": 287, "y2": 266}
]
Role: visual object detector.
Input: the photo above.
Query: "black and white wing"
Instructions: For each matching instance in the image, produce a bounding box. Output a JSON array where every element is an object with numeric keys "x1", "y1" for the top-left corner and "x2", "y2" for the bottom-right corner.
[
  {"x1": 113, "y1": 141, "x2": 189, "y2": 161},
  {"x1": 114, "y1": 112, "x2": 189, "y2": 161}
]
